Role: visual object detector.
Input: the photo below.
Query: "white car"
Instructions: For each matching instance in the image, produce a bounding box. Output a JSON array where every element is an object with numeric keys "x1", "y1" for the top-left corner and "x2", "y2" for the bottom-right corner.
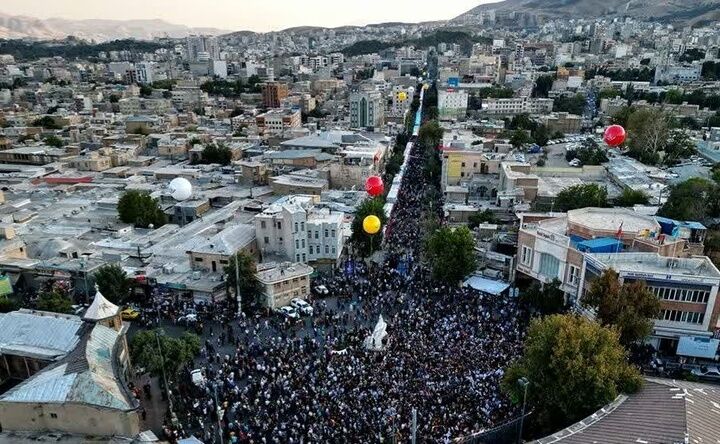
[
  {"x1": 569, "y1": 158, "x2": 582, "y2": 167},
  {"x1": 276, "y1": 306, "x2": 300, "y2": 320},
  {"x1": 313, "y1": 284, "x2": 329, "y2": 296},
  {"x1": 691, "y1": 366, "x2": 720, "y2": 380},
  {"x1": 290, "y1": 298, "x2": 314, "y2": 316},
  {"x1": 191, "y1": 369, "x2": 206, "y2": 386}
]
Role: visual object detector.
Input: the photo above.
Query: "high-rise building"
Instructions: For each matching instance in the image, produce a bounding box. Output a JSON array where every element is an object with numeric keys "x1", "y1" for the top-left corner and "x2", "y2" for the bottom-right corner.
[
  {"x1": 349, "y1": 89, "x2": 384, "y2": 129},
  {"x1": 261, "y1": 82, "x2": 289, "y2": 108},
  {"x1": 186, "y1": 35, "x2": 219, "y2": 62}
]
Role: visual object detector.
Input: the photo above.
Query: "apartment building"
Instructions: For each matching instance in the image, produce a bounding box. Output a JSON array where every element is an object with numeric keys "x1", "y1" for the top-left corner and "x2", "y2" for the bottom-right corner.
[
  {"x1": 186, "y1": 224, "x2": 258, "y2": 273},
  {"x1": 255, "y1": 109, "x2": 301, "y2": 135},
  {"x1": 438, "y1": 89, "x2": 469, "y2": 120},
  {"x1": 254, "y1": 195, "x2": 345, "y2": 267},
  {"x1": 261, "y1": 82, "x2": 289, "y2": 109},
  {"x1": 482, "y1": 97, "x2": 554, "y2": 115},
  {"x1": 349, "y1": 89, "x2": 384, "y2": 129}
]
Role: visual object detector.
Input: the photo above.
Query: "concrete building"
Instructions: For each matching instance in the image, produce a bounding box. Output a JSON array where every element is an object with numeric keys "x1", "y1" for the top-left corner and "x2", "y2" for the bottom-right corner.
[
  {"x1": 438, "y1": 89, "x2": 469, "y2": 120},
  {"x1": 537, "y1": 112, "x2": 582, "y2": 135},
  {"x1": 270, "y1": 172, "x2": 329, "y2": 196},
  {"x1": 186, "y1": 35, "x2": 219, "y2": 62},
  {"x1": 349, "y1": 89, "x2": 384, "y2": 129},
  {"x1": 654, "y1": 63, "x2": 702, "y2": 84},
  {"x1": 482, "y1": 97, "x2": 554, "y2": 116},
  {"x1": 255, "y1": 109, "x2": 301, "y2": 134},
  {"x1": 254, "y1": 195, "x2": 345, "y2": 266},
  {"x1": 261, "y1": 82, "x2": 289, "y2": 109},
  {"x1": 440, "y1": 147, "x2": 503, "y2": 199},
  {"x1": 185, "y1": 224, "x2": 257, "y2": 273},
  {"x1": 256, "y1": 261, "x2": 313, "y2": 309}
]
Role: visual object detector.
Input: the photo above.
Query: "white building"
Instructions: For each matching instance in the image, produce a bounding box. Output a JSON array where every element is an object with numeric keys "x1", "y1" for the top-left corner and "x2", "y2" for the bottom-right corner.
[
  {"x1": 482, "y1": 97, "x2": 554, "y2": 116},
  {"x1": 186, "y1": 35, "x2": 219, "y2": 62},
  {"x1": 654, "y1": 64, "x2": 702, "y2": 84},
  {"x1": 438, "y1": 89, "x2": 469, "y2": 120},
  {"x1": 135, "y1": 62, "x2": 164, "y2": 84},
  {"x1": 255, "y1": 195, "x2": 345, "y2": 266},
  {"x1": 349, "y1": 89, "x2": 384, "y2": 129}
]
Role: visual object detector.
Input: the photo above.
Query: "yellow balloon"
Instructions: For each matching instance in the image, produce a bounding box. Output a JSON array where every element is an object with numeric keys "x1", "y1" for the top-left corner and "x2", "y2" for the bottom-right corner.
[
  {"x1": 398, "y1": 91, "x2": 407, "y2": 101},
  {"x1": 363, "y1": 215, "x2": 381, "y2": 235}
]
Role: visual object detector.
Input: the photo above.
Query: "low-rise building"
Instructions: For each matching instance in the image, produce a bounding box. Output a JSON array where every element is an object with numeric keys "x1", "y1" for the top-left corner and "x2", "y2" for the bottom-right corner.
[
  {"x1": 438, "y1": 89, "x2": 469, "y2": 120},
  {"x1": 256, "y1": 261, "x2": 313, "y2": 309},
  {"x1": 482, "y1": 97, "x2": 554, "y2": 116},
  {"x1": 255, "y1": 109, "x2": 301, "y2": 135},
  {"x1": 186, "y1": 224, "x2": 257, "y2": 273}
]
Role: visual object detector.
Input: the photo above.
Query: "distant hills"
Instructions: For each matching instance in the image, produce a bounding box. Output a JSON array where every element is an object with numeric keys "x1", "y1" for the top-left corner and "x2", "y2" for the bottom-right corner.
[
  {"x1": 0, "y1": 12, "x2": 229, "y2": 41},
  {"x1": 453, "y1": 0, "x2": 720, "y2": 27}
]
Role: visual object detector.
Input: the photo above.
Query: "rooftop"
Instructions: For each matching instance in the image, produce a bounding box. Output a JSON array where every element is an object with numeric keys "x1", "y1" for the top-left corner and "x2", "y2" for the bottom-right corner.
[
  {"x1": 567, "y1": 207, "x2": 659, "y2": 234},
  {"x1": 184, "y1": 223, "x2": 255, "y2": 255},
  {"x1": 0, "y1": 310, "x2": 83, "y2": 360},
  {"x1": 257, "y1": 261, "x2": 313, "y2": 284},
  {"x1": 587, "y1": 252, "x2": 720, "y2": 280}
]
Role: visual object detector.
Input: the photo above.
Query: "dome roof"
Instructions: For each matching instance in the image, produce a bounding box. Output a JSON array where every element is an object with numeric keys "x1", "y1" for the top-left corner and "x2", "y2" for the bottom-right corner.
[{"x1": 83, "y1": 286, "x2": 119, "y2": 321}]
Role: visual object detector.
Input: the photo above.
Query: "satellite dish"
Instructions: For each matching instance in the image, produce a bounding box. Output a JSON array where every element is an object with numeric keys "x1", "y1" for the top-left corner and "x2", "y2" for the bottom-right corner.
[{"x1": 168, "y1": 177, "x2": 192, "y2": 201}]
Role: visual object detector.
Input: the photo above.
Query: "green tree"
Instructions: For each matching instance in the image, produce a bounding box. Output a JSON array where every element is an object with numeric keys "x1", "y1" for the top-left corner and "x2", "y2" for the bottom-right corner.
[
  {"x1": 224, "y1": 251, "x2": 262, "y2": 313},
  {"x1": 418, "y1": 120, "x2": 444, "y2": 149},
  {"x1": 571, "y1": 139, "x2": 608, "y2": 165},
  {"x1": 625, "y1": 108, "x2": 693, "y2": 166},
  {"x1": 197, "y1": 143, "x2": 232, "y2": 165},
  {"x1": 36, "y1": 289, "x2": 73, "y2": 314},
  {"x1": 659, "y1": 178, "x2": 720, "y2": 222},
  {"x1": 614, "y1": 188, "x2": 650, "y2": 207},
  {"x1": 582, "y1": 269, "x2": 661, "y2": 347},
  {"x1": 0, "y1": 296, "x2": 18, "y2": 313},
  {"x1": 130, "y1": 330, "x2": 201, "y2": 377},
  {"x1": 532, "y1": 124, "x2": 550, "y2": 146},
  {"x1": 502, "y1": 314, "x2": 642, "y2": 434},
  {"x1": 43, "y1": 134, "x2": 64, "y2": 148},
  {"x1": 32, "y1": 116, "x2": 61, "y2": 130},
  {"x1": 468, "y1": 209, "x2": 498, "y2": 229},
  {"x1": 553, "y1": 93, "x2": 585, "y2": 115},
  {"x1": 520, "y1": 279, "x2": 566, "y2": 316},
  {"x1": 350, "y1": 197, "x2": 387, "y2": 256},
  {"x1": 510, "y1": 129, "x2": 533, "y2": 148},
  {"x1": 554, "y1": 183, "x2": 608, "y2": 212},
  {"x1": 94, "y1": 264, "x2": 131, "y2": 305},
  {"x1": 611, "y1": 106, "x2": 636, "y2": 128},
  {"x1": 117, "y1": 190, "x2": 168, "y2": 229},
  {"x1": 425, "y1": 226, "x2": 477, "y2": 285},
  {"x1": 532, "y1": 74, "x2": 554, "y2": 98},
  {"x1": 139, "y1": 84, "x2": 153, "y2": 97}
]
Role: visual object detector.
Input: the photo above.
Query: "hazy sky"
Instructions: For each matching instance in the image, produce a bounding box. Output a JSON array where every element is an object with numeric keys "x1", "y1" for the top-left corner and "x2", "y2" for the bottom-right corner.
[{"x1": 1, "y1": 0, "x2": 494, "y2": 32}]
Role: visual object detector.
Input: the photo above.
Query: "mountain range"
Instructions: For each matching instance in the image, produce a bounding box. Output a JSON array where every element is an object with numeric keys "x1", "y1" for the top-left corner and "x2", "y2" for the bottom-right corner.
[
  {"x1": 0, "y1": 12, "x2": 229, "y2": 41},
  {"x1": 453, "y1": 0, "x2": 720, "y2": 27}
]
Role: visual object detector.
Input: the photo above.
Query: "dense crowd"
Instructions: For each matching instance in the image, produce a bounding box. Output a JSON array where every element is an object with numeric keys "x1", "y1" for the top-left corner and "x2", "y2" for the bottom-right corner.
[{"x1": 165, "y1": 135, "x2": 525, "y2": 443}]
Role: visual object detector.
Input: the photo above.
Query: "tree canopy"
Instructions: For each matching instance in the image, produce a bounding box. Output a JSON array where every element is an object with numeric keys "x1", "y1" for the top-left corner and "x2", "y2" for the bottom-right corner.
[
  {"x1": 614, "y1": 188, "x2": 650, "y2": 207},
  {"x1": 624, "y1": 108, "x2": 696, "y2": 165},
  {"x1": 36, "y1": 281, "x2": 73, "y2": 314},
  {"x1": 94, "y1": 264, "x2": 132, "y2": 305},
  {"x1": 224, "y1": 251, "x2": 263, "y2": 313},
  {"x1": 565, "y1": 139, "x2": 608, "y2": 165},
  {"x1": 554, "y1": 183, "x2": 608, "y2": 212},
  {"x1": 582, "y1": 269, "x2": 661, "y2": 347},
  {"x1": 659, "y1": 178, "x2": 720, "y2": 222},
  {"x1": 502, "y1": 314, "x2": 642, "y2": 434},
  {"x1": 196, "y1": 143, "x2": 233, "y2": 165},
  {"x1": 520, "y1": 279, "x2": 566, "y2": 316},
  {"x1": 425, "y1": 226, "x2": 477, "y2": 285},
  {"x1": 130, "y1": 329, "x2": 201, "y2": 377},
  {"x1": 117, "y1": 190, "x2": 167, "y2": 229}
]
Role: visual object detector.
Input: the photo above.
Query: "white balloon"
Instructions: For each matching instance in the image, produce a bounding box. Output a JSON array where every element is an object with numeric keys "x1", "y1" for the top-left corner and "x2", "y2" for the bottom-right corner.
[{"x1": 168, "y1": 177, "x2": 192, "y2": 201}]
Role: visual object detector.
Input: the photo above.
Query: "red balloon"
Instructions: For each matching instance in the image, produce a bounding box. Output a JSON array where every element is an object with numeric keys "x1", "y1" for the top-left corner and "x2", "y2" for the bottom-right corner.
[
  {"x1": 365, "y1": 175, "x2": 384, "y2": 197},
  {"x1": 604, "y1": 125, "x2": 626, "y2": 147}
]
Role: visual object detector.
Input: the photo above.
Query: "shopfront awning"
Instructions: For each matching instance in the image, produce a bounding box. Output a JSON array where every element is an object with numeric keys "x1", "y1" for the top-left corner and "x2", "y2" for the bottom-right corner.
[{"x1": 676, "y1": 336, "x2": 720, "y2": 359}]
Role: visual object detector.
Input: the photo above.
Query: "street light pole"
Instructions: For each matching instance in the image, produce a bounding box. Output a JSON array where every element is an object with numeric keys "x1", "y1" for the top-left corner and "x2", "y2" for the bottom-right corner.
[
  {"x1": 517, "y1": 377, "x2": 530, "y2": 444},
  {"x1": 234, "y1": 253, "x2": 241, "y2": 315}
]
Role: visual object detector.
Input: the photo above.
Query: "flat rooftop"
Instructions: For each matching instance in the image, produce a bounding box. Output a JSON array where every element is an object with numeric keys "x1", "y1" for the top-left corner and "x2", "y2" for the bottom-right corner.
[
  {"x1": 588, "y1": 252, "x2": 720, "y2": 280},
  {"x1": 567, "y1": 207, "x2": 659, "y2": 234}
]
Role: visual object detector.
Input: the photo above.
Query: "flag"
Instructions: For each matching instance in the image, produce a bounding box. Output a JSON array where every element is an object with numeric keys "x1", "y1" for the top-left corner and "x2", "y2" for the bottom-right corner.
[{"x1": 615, "y1": 221, "x2": 624, "y2": 239}]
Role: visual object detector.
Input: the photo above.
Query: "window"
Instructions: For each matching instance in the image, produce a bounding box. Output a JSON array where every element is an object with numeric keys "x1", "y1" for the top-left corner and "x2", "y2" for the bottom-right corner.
[
  {"x1": 261, "y1": 221, "x2": 266, "y2": 229},
  {"x1": 301, "y1": 239, "x2": 305, "y2": 248},
  {"x1": 194, "y1": 257, "x2": 203, "y2": 262},
  {"x1": 331, "y1": 229, "x2": 336, "y2": 237},
  {"x1": 50, "y1": 413, "x2": 58, "y2": 419},
  {"x1": 568, "y1": 265, "x2": 579, "y2": 286},
  {"x1": 302, "y1": 253, "x2": 306, "y2": 262},
  {"x1": 521, "y1": 246, "x2": 533, "y2": 266},
  {"x1": 461, "y1": 162, "x2": 466, "y2": 167},
  {"x1": 279, "y1": 237, "x2": 283, "y2": 243},
  {"x1": 308, "y1": 230, "x2": 312, "y2": 237},
  {"x1": 325, "y1": 245, "x2": 330, "y2": 254},
  {"x1": 220, "y1": 260, "x2": 228, "y2": 265},
  {"x1": 332, "y1": 246, "x2": 336, "y2": 254},
  {"x1": 473, "y1": 162, "x2": 478, "y2": 168},
  {"x1": 325, "y1": 229, "x2": 329, "y2": 237},
  {"x1": 277, "y1": 221, "x2": 282, "y2": 230},
  {"x1": 264, "y1": 236, "x2": 269, "y2": 245},
  {"x1": 315, "y1": 231, "x2": 319, "y2": 239},
  {"x1": 295, "y1": 240, "x2": 300, "y2": 249},
  {"x1": 538, "y1": 253, "x2": 560, "y2": 280},
  {"x1": 301, "y1": 222, "x2": 305, "y2": 231},
  {"x1": 309, "y1": 246, "x2": 314, "y2": 254},
  {"x1": 295, "y1": 222, "x2": 299, "y2": 232},
  {"x1": 296, "y1": 254, "x2": 300, "y2": 262}
]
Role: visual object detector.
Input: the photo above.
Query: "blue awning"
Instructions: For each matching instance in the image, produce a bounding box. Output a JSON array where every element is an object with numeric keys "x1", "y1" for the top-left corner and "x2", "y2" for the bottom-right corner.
[
  {"x1": 676, "y1": 336, "x2": 719, "y2": 359},
  {"x1": 463, "y1": 275, "x2": 510, "y2": 296}
]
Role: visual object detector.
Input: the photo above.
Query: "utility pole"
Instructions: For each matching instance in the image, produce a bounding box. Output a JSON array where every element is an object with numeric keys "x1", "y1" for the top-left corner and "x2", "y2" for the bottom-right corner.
[
  {"x1": 155, "y1": 331, "x2": 173, "y2": 415},
  {"x1": 517, "y1": 377, "x2": 530, "y2": 444},
  {"x1": 234, "y1": 253, "x2": 241, "y2": 315},
  {"x1": 411, "y1": 408, "x2": 417, "y2": 444}
]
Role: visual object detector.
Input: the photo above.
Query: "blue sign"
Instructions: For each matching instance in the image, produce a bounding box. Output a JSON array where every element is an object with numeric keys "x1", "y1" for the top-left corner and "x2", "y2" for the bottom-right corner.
[{"x1": 447, "y1": 77, "x2": 460, "y2": 87}]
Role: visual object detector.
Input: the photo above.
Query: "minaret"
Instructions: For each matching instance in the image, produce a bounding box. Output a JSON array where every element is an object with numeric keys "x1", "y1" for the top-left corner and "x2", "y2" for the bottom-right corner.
[{"x1": 82, "y1": 284, "x2": 122, "y2": 331}]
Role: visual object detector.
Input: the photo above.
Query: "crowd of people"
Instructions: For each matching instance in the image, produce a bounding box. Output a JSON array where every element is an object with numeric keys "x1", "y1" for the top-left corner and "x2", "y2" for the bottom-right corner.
[{"x1": 163, "y1": 129, "x2": 526, "y2": 443}]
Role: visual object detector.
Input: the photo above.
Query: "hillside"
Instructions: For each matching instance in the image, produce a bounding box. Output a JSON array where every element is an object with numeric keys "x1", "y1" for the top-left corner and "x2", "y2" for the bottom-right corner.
[
  {"x1": 0, "y1": 12, "x2": 229, "y2": 41},
  {"x1": 453, "y1": 0, "x2": 720, "y2": 26}
]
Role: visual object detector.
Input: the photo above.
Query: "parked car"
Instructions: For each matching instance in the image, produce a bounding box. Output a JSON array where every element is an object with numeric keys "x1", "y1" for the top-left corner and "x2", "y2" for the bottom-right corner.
[
  {"x1": 121, "y1": 307, "x2": 140, "y2": 320},
  {"x1": 569, "y1": 158, "x2": 582, "y2": 167},
  {"x1": 276, "y1": 306, "x2": 300, "y2": 320},
  {"x1": 290, "y1": 298, "x2": 314, "y2": 316},
  {"x1": 691, "y1": 366, "x2": 720, "y2": 380},
  {"x1": 313, "y1": 284, "x2": 329, "y2": 296}
]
